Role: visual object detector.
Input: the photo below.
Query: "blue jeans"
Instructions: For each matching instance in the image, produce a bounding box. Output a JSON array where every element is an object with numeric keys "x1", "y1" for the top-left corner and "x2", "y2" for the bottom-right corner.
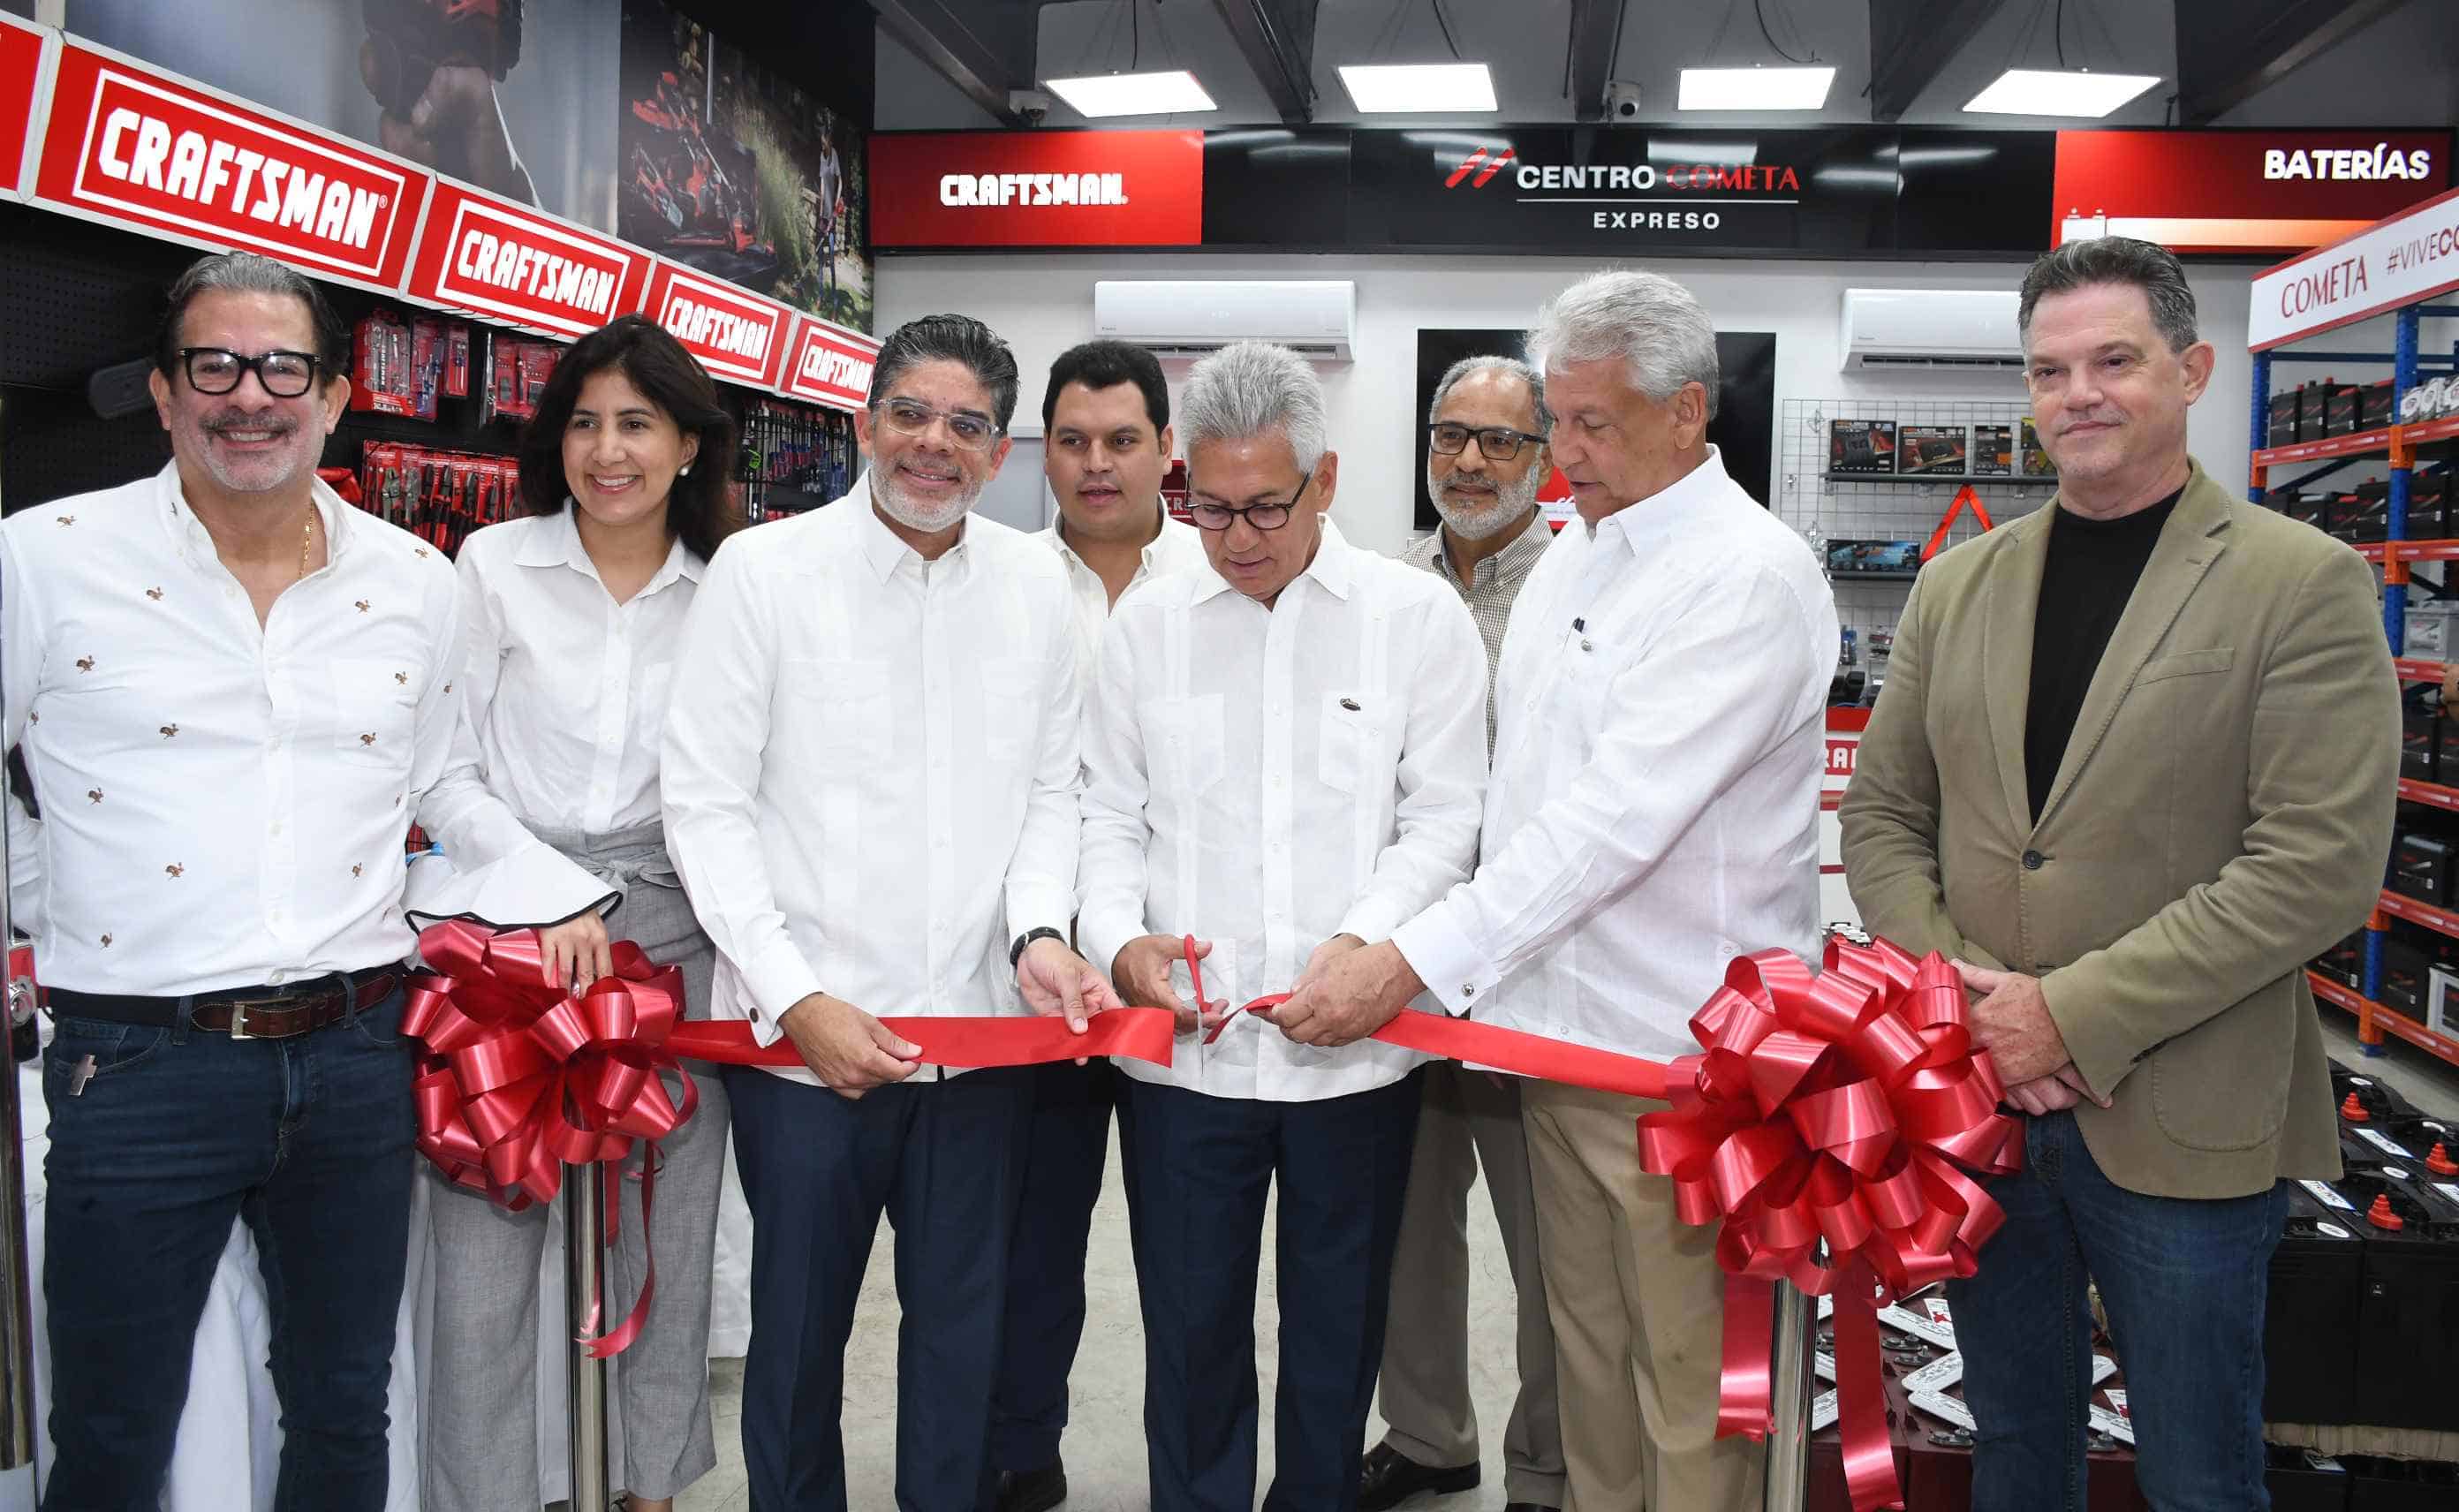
[
  {"x1": 1947, "y1": 1110, "x2": 2290, "y2": 1512},
  {"x1": 39, "y1": 985, "x2": 416, "y2": 1512}
]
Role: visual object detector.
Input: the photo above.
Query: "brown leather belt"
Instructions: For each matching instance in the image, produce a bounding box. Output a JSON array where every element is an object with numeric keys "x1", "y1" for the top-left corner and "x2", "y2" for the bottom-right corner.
[{"x1": 49, "y1": 971, "x2": 404, "y2": 1040}]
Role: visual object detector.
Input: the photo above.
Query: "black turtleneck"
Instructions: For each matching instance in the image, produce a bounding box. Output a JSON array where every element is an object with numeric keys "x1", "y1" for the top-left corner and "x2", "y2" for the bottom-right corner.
[{"x1": 2024, "y1": 485, "x2": 2183, "y2": 821}]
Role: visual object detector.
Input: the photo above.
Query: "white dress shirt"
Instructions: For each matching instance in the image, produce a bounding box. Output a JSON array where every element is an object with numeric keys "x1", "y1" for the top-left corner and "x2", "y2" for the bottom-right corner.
[
  {"x1": 1078, "y1": 521, "x2": 1489, "y2": 1102},
  {"x1": 1391, "y1": 447, "x2": 1838, "y2": 1065},
  {"x1": 410, "y1": 503, "x2": 700, "y2": 926},
  {"x1": 662, "y1": 475, "x2": 1085, "y2": 1085},
  {"x1": 1036, "y1": 508, "x2": 1210, "y2": 654},
  {"x1": 0, "y1": 463, "x2": 461, "y2": 994}
]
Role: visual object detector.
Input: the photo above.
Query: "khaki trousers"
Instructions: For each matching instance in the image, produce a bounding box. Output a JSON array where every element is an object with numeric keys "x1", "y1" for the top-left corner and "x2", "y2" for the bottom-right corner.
[
  {"x1": 1520, "y1": 1080, "x2": 1765, "y2": 1512},
  {"x1": 1375, "y1": 1061, "x2": 1565, "y2": 1506}
]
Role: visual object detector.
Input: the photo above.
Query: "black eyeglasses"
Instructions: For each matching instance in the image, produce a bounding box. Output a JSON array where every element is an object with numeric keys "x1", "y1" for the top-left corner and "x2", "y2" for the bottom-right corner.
[
  {"x1": 1189, "y1": 470, "x2": 1310, "y2": 532},
  {"x1": 1426, "y1": 421, "x2": 1545, "y2": 462},
  {"x1": 180, "y1": 347, "x2": 322, "y2": 398}
]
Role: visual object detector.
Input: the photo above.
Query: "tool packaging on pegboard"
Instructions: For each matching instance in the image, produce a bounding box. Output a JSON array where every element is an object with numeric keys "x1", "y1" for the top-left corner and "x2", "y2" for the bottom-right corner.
[{"x1": 354, "y1": 444, "x2": 521, "y2": 558}]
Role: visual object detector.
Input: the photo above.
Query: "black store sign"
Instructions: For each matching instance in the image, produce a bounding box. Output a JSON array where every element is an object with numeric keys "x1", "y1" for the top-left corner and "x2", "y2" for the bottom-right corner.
[{"x1": 1200, "y1": 126, "x2": 2054, "y2": 260}]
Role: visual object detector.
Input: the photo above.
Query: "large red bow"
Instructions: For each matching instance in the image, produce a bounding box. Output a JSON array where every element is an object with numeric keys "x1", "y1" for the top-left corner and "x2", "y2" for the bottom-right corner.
[
  {"x1": 404, "y1": 919, "x2": 698, "y2": 1357},
  {"x1": 1637, "y1": 938, "x2": 2023, "y2": 1512}
]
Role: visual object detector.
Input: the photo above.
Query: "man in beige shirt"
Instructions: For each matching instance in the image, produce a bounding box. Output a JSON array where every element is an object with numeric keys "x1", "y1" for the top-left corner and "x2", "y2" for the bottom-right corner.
[
  {"x1": 1365, "y1": 355, "x2": 1562, "y2": 1512},
  {"x1": 1842, "y1": 238, "x2": 2396, "y2": 1512}
]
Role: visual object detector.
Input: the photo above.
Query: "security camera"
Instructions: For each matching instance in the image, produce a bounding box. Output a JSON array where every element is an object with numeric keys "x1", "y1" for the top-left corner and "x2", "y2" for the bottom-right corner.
[
  {"x1": 1010, "y1": 88, "x2": 1053, "y2": 125},
  {"x1": 1603, "y1": 79, "x2": 1643, "y2": 122}
]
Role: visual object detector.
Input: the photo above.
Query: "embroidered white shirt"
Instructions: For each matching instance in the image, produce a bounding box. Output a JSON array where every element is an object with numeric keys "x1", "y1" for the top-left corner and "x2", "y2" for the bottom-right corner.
[
  {"x1": 0, "y1": 463, "x2": 461, "y2": 994},
  {"x1": 1078, "y1": 520, "x2": 1489, "y2": 1102},
  {"x1": 1391, "y1": 448, "x2": 1838, "y2": 1064},
  {"x1": 661, "y1": 476, "x2": 1086, "y2": 1085}
]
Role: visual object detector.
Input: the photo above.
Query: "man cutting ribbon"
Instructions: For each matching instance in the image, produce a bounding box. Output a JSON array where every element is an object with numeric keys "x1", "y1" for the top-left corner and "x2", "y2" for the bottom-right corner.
[
  {"x1": 1279, "y1": 269, "x2": 1840, "y2": 1512},
  {"x1": 1076, "y1": 340, "x2": 1488, "y2": 1512},
  {"x1": 659, "y1": 313, "x2": 1115, "y2": 1512}
]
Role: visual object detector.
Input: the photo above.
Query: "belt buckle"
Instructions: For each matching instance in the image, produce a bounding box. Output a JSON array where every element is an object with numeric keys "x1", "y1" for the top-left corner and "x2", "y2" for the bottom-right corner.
[{"x1": 222, "y1": 994, "x2": 291, "y2": 1040}]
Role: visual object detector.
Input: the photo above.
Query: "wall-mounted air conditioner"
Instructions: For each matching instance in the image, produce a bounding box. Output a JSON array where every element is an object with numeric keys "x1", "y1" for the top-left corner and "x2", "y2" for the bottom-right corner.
[
  {"x1": 1840, "y1": 289, "x2": 2024, "y2": 372},
  {"x1": 1093, "y1": 280, "x2": 1357, "y2": 361}
]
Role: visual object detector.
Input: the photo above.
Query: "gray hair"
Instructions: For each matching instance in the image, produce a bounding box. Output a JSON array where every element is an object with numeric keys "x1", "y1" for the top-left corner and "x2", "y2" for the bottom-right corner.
[
  {"x1": 155, "y1": 251, "x2": 350, "y2": 379},
  {"x1": 1526, "y1": 269, "x2": 1721, "y2": 421},
  {"x1": 1428, "y1": 354, "x2": 1549, "y2": 434},
  {"x1": 1177, "y1": 341, "x2": 1328, "y2": 473},
  {"x1": 867, "y1": 312, "x2": 1022, "y2": 432},
  {"x1": 2017, "y1": 237, "x2": 2199, "y2": 354}
]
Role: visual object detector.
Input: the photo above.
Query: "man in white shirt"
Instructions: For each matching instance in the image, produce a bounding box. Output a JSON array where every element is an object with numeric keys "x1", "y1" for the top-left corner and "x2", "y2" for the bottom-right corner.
[
  {"x1": 1078, "y1": 341, "x2": 1488, "y2": 1512},
  {"x1": 989, "y1": 339, "x2": 1207, "y2": 1512},
  {"x1": 661, "y1": 314, "x2": 1117, "y2": 1512},
  {"x1": 1277, "y1": 271, "x2": 1838, "y2": 1512},
  {"x1": 0, "y1": 252, "x2": 462, "y2": 1510}
]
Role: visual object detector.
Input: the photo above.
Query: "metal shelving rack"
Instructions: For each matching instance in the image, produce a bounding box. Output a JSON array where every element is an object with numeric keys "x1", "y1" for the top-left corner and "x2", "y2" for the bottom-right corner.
[
  {"x1": 2251, "y1": 287, "x2": 2459, "y2": 1065},
  {"x1": 1775, "y1": 397, "x2": 2057, "y2": 657}
]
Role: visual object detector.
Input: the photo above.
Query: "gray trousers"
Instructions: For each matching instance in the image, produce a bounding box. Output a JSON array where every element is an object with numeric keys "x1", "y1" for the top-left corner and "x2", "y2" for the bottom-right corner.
[
  {"x1": 423, "y1": 822, "x2": 732, "y2": 1509},
  {"x1": 1374, "y1": 1062, "x2": 1566, "y2": 1508}
]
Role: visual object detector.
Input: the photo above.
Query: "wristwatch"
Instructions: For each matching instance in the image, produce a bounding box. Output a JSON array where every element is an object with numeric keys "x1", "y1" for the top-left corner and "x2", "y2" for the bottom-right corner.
[{"x1": 1010, "y1": 926, "x2": 1066, "y2": 971}]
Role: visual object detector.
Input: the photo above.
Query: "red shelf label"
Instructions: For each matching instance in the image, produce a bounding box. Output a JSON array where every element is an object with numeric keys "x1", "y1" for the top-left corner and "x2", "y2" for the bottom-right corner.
[
  {"x1": 2395, "y1": 658, "x2": 2448, "y2": 683},
  {"x1": 781, "y1": 317, "x2": 879, "y2": 413},
  {"x1": 0, "y1": 13, "x2": 48, "y2": 201},
  {"x1": 405, "y1": 181, "x2": 649, "y2": 341},
  {"x1": 2305, "y1": 971, "x2": 2364, "y2": 1015},
  {"x1": 33, "y1": 43, "x2": 427, "y2": 290},
  {"x1": 642, "y1": 261, "x2": 789, "y2": 389},
  {"x1": 2399, "y1": 780, "x2": 2459, "y2": 813},
  {"x1": 2380, "y1": 888, "x2": 2459, "y2": 940}
]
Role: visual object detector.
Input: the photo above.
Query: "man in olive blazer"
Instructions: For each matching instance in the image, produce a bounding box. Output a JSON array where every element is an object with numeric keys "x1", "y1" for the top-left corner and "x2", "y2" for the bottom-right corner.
[{"x1": 1842, "y1": 238, "x2": 2396, "y2": 1512}]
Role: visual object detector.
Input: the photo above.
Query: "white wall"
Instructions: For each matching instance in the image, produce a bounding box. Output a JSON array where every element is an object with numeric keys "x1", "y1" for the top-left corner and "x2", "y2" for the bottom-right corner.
[{"x1": 875, "y1": 251, "x2": 2266, "y2": 558}]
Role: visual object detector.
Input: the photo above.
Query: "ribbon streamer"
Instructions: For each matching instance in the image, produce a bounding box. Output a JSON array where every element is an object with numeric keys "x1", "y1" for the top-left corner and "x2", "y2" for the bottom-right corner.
[{"x1": 1633, "y1": 937, "x2": 2023, "y2": 1512}]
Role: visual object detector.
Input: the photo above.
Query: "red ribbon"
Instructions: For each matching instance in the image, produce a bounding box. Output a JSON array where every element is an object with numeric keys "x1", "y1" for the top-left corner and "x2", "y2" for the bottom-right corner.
[
  {"x1": 405, "y1": 920, "x2": 700, "y2": 1357},
  {"x1": 1634, "y1": 937, "x2": 2023, "y2": 1512}
]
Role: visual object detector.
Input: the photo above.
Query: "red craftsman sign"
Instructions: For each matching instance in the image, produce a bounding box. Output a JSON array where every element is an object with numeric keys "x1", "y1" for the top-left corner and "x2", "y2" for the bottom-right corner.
[
  {"x1": 407, "y1": 181, "x2": 651, "y2": 341},
  {"x1": 2054, "y1": 129, "x2": 2449, "y2": 254},
  {"x1": 0, "y1": 12, "x2": 51, "y2": 201},
  {"x1": 643, "y1": 261, "x2": 789, "y2": 388},
  {"x1": 31, "y1": 41, "x2": 427, "y2": 290},
  {"x1": 780, "y1": 317, "x2": 880, "y2": 414},
  {"x1": 869, "y1": 129, "x2": 1203, "y2": 247}
]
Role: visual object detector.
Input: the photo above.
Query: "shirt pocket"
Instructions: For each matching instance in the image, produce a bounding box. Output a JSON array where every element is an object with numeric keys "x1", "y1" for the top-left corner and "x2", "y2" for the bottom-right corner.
[
  {"x1": 329, "y1": 658, "x2": 419, "y2": 771},
  {"x1": 2136, "y1": 646, "x2": 2235, "y2": 685},
  {"x1": 781, "y1": 656, "x2": 892, "y2": 765},
  {"x1": 1317, "y1": 690, "x2": 1388, "y2": 795},
  {"x1": 1142, "y1": 692, "x2": 1225, "y2": 798},
  {"x1": 982, "y1": 657, "x2": 1043, "y2": 764}
]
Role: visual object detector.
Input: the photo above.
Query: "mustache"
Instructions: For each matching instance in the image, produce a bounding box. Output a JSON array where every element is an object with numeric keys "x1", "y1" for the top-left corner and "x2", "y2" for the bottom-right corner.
[{"x1": 202, "y1": 412, "x2": 299, "y2": 435}]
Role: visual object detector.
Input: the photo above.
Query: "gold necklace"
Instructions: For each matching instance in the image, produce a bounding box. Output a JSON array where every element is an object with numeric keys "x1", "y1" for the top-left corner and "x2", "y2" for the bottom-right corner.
[{"x1": 299, "y1": 508, "x2": 315, "y2": 581}]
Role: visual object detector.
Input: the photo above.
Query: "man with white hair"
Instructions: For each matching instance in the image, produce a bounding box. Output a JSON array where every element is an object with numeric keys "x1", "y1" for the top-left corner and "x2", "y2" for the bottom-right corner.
[
  {"x1": 1278, "y1": 273, "x2": 1838, "y2": 1512},
  {"x1": 1363, "y1": 354, "x2": 1562, "y2": 1512},
  {"x1": 662, "y1": 313, "x2": 1117, "y2": 1511},
  {"x1": 1078, "y1": 340, "x2": 1488, "y2": 1511}
]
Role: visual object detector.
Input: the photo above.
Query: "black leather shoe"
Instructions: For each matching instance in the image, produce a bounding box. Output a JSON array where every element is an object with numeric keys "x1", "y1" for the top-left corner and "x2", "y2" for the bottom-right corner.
[
  {"x1": 1358, "y1": 1443, "x2": 1480, "y2": 1509},
  {"x1": 993, "y1": 1462, "x2": 1067, "y2": 1512}
]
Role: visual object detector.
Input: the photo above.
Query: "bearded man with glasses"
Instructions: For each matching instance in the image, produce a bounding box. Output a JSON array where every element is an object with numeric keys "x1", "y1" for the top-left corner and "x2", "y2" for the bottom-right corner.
[
  {"x1": 1078, "y1": 341, "x2": 1488, "y2": 1511},
  {"x1": 2, "y1": 250, "x2": 465, "y2": 1509},
  {"x1": 662, "y1": 312, "x2": 1116, "y2": 1511}
]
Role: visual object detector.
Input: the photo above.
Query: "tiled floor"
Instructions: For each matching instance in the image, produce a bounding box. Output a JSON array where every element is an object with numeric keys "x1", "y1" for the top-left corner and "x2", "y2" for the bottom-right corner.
[{"x1": 647, "y1": 1017, "x2": 2459, "y2": 1512}]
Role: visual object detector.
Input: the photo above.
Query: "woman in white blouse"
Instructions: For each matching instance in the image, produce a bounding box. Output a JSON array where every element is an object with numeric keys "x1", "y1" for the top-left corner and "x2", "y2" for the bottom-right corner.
[{"x1": 416, "y1": 314, "x2": 739, "y2": 1512}]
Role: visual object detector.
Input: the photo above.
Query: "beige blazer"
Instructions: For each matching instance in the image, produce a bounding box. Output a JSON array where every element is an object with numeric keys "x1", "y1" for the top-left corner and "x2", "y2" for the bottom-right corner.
[{"x1": 1841, "y1": 460, "x2": 2398, "y2": 1198}]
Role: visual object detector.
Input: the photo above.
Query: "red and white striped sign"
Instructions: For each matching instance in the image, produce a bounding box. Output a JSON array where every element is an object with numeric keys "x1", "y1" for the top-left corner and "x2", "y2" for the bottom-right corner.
[
  {"x1": 643, "y1": 261, "x2": 790, "y2": 388},
  {"x1": 405, "y1": 180, "x2": 650, "y2": 341},
  {"x1": 31, "y1": 41, "x2": 426, "y2": 290}
]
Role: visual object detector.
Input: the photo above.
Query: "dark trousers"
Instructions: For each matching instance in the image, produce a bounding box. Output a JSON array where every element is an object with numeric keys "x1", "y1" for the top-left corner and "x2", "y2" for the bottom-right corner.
[
  {"x1": 1120, "y1": 1070, "x2": 1422, "y2": 1512},
  {"x1": 988, "y1": 1056, "x2": 1116, "y2": 1473},
  {"x1": 726, "y1": 1063, "x2": 1033, "y2": 1512},
  {"x1": 1948, "y1": 1110, "x2": 2291, "y2": 1512},
  {"x1": 40, "y1": 987, "x2": 416, "y2": 1512}
]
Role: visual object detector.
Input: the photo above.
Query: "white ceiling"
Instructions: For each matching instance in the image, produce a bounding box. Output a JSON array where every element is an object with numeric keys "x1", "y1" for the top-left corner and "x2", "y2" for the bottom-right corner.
[{"x1": 877, "y1": 0, "x2": 2459, "y2": 132}]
